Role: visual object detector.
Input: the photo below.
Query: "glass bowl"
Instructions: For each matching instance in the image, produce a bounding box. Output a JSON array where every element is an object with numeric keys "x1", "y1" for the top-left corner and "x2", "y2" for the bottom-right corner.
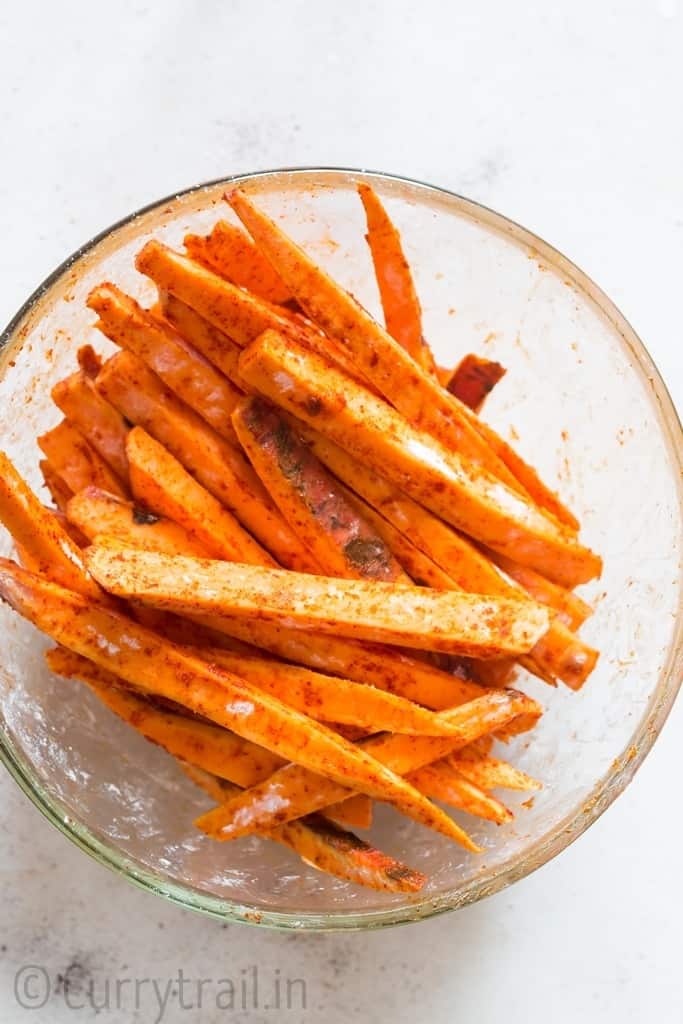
[{"x1": 0, "y1": 168, "x2": 681, "y2": 931}]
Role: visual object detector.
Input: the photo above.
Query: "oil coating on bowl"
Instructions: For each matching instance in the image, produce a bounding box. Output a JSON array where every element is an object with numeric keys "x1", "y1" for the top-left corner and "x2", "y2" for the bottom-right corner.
[{"x1": 0, "y1": 168, "x2": 681, "y2": 931}]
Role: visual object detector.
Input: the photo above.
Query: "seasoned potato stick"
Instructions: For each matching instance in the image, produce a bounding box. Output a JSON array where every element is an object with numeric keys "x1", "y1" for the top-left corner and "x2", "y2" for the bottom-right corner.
[
  {"x1": 358, "y1": 183, "x2": 436, "y2": 375},
  {"x1": 325, "y1": 794, "x2": 373, "y2": 830},
  {"x1": 77, "y1": 344, "x2": 103, "y2": 379},
  {"x1": 229, "y1": 188, "x2": 580, "y2": 529},
  {"x1": 0, "y1": 452, "x2": 101, "y2": 599},
  {"x1": 38, "y1": 420, "x2": 128, "y2": 499},
  {"x1": 239, "y1": 331, "x2": 601, "y2": 586},
  {"x1": 449, "y1": 749, "x2": 542, "y2": 792},
  {"x1": 39, "y1": 459, "x2": 73, "y2": 512},
  {"x1": 340, "y1": 484, "x2": 455, "y2": 589},
  {"x1": 85, "y1": 546, "x2": 551, "y2": 658},
  {"x1": 88, "y1": 284, "x2": 242, "y2": 443},
  {"x1": 183, "y1": 763, "x2": 423, "y2": 893},
  {"x1": 51, "y1": 370, "x2": 130, "y2": 482},
  {"x1": 299, "y1": 426, "x2": 513, "y2": 593},
  {"x1": 227, "y1": 190, "x2": 524, "y2": 478},
  {"x1": 0, "y1": 561, "x2": 466, "y2": 840},
  {"x1": 196, "y1": 689, "x2": 536, "y2": 840},
  {"x1": 66, "y1": 487, "x2": 211, "y2": 557},
  {"x1": 45, "y1": 646, "x2": 285, "y2": 785},
  {"x1": 200, "y1": 646, "x2": 488, "y2": 736},
  {"x1": 50, "y1": 509, "x2": 89, "y2": 548},
  {"x1": 158, "y1": 292, "x2": 248, "y2": 388},
  {"x1": 125, "y1": 428, "x2": 273, "y2": 565},
  {"x1": 446, "y1": 354, "x2": 507, "y2": 412},
  {"x1": 482, "y1": 547, "x2": 592, "y2": 630},
  {"x1": 50, "y1": 646, "x2": 379, "y2": 850},
  {"x1": 233, "y1": 396, "x2": 409, "y2": 582},
  {"x1": 95, "y1": 350, "x2": 317, "y2": 572},
  {"x1": 299, "y1": 424, "x2": 595, "y2": 686},
  {"x1": 408, "y1": 762, "x2": 513, "y2": 824},
  {"x1": 185, "y1": 220, "x2": 294, "y2": 306}
]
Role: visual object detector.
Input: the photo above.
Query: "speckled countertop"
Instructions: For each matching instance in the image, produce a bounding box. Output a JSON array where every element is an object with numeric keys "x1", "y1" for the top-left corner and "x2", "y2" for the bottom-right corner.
[{"x1": 1, "y1": 2, "x2": 682, "y2": 1021}]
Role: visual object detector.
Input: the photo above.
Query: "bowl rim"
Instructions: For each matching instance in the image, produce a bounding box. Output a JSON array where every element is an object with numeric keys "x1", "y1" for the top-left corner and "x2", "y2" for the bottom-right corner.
[{"x1": 1, "y1": 165, "x2": 682, "y2": 932}]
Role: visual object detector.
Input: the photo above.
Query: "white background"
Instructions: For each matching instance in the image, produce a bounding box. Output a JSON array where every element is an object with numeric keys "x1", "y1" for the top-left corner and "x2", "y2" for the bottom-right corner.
[{"x1": 1, "y1": 2, "x2": 682, "y2": 1021}]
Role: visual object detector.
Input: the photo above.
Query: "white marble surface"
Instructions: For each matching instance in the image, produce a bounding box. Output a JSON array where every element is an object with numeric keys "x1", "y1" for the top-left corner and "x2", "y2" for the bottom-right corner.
[{"x1": 1, "y1": 1, "x2": 682, "y2": 1020}]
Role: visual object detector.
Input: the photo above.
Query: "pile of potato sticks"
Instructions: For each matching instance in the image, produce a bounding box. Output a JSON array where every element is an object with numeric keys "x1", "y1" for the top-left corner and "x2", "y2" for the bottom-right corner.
[{"x1": 0, "y1": 183, "x2": 601, "y2": 893}]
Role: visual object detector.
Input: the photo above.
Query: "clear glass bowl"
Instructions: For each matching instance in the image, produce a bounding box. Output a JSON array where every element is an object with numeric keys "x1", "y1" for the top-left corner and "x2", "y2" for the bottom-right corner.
[{"x1": 0, "y1": 169, "x2": 681, "y2": 931}]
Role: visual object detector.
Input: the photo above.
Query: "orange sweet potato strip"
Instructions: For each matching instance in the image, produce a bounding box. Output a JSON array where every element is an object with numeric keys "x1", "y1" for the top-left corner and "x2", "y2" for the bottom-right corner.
[
  {"x1": 88, "y1": 284, "x2": 242, "y2": 444},
  {"x1": 51, "y1": 370, "x2": 130, "y2": 483},
  {"x1": 158, "y1": 291, "x2": 248, "y2": 389},
  {"x1": 233, "y1": 396, "x2": 410, "y2": 583},
  {"x1": 66, "y1": 487, "x2": 211, "y2": 557},
  {"x1": 182, "y1": 763, "x2": 423, "y2": 892},
  {"x1": 238, "y1": 330, "x2": 601, "y2": 587},
  {"x1": 0, "y1": 561, "x2": 468, "y2": 842},
  {"x1": 358, "y1": 183, "x2": 437, "y2": 375},
  {"x1": 49, "y1": 648, "x2": 396, "y2": 887},
  {"x1": 449, "y1": 748, "x2": 541, "y2": 792},
  {"x1": 297, "y1": 424, "x2": 596, "y2": 686},
  {"x1": 125, "y1": 427, "x2": 274, "y2": 565},
  {"x1": 185, "y1": 221, "x2": 294, "y2": 306},
  {"x1": 196, "y1": 689, "x2": 537, "y2": 840},
  {"x1": 38, "y1": 420, "x2": 129, "y2": 499},
  {"x1": 324, "y1": 794, "x2": 373, "y2": 830},
  {"x1": 446, "y1": 354, "x2": 507, "y2": 413},
  {"x1": 339, "y1": 483, "x2": 455, "y2": 589},
  {"x1": 136, "y1": 240, "x2": 364, "y2": 384},
  {"x1": 0, "y1": 451, "x2": 102, "y2": 599},
  {"x1": 201, "y1": 646, "x2": 492, "y2": 737},
  {"x1": 481, "y1": 547, "x2": 591, "y2": 630},
  {"x1": 85, "y1": 545, "x2": 551, "y2": 659},
  {"x1": 407, "y1": 761, "x2": 513, "y2": 824},
  {"x1": 95, "y1": 350, "x2": 318, "y2": 572},
  {"x1": 228, "y1": 189, "x2": 580, "y2": 529},
  {"x1": 39, "y1": 459, "x2": 73, "y2": 512}
]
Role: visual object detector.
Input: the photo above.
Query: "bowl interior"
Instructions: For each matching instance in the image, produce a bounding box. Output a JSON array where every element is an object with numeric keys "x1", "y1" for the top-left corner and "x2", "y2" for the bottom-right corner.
[{"x1": 0, "y1": 169, "x2": 681, "y2": 929}]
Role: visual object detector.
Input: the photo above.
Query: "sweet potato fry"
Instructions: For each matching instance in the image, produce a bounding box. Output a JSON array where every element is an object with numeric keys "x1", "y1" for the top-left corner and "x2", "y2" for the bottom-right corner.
[
  {"x1": 136, "y1": 240, "x2": 365, "y2": 383},
  {"x1": 233, "y1": 396, "x2": 410, "y2": 582},
  {"x1": 339, "y1": 485, "x2": 455, "y2": 589},
  {"x1": 449, "y1": 748, "x2": 541, "y2": 792},
  {"x1": 85, "y1": 546, "x2": 551, "y2": 658},
  {"x1": 446, "y1": 354, "x2": 507, "y2": 413},
  {"x1": 298, "y1": 424, "x2": 596, "y2": 687},
  {"x1": 45, "y1": 646, "x2": 284, "y2": 784},
  {"x1": 185, "y1": 220, "x2": 294, "y2": 306},
  {"x1": 182, "y1": 763, "x2": 423, "y2": 893},
  {"x1": 88, "y1": 284, "x2": 242, "y2": 443},
  {"x1": 51, "y1": 370, "x2": 130, "y2": 483},
  {"x1": 324, "y1": 794, "x2": 373, "y2": 830},
  {"x1": 228, "y1": 189, "x2": 580, "y2": 528},
  {"x1": 66, "y1": 486, "x2": 211, "y2": 557},
  {"x1": 77, "y1": 344, "x2": 103, "y2": 379},
  {"x1": 0, "y1": 452, "x2": 101, "y2": 599},
  {"x1": 125, "y1": 428, "x2": 273, "y2": 565},
  {"x1": 49, "y1": 647, "x2": 388, "y2": 879},
  {"x1": 39, "y1": 459, "x2": 73, "y2": 512},
  {"x1": 95, "y1": 350, "x2": 317, "y2": 572},
  {"x1": 158, "y1": 292, "x2": 248, "y2": 389},
  {"x1": 38, "y1": 420, "x2": 128, "y2": 499},
  {"x1": 195, "y1": 688, "x2": 537, "y2": 840},
  {"x1": 0, "y1": 561, "x2": 467, "y2": 841},
  {"x1": 200, "y1": 646, "x2": 491, "y2": 736},
  {"x1": 407, "y1": 761, "x2": 513, "y2": 824},
  {"x1": 482, "y1": 548, "x2": 592, "y2": 630},
  {"x1": 358, "y1": 183, "x2": 437, "y2": 375},
  {"x1": 238, "y1": 330, "x2": 602, "y2": 586}
]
